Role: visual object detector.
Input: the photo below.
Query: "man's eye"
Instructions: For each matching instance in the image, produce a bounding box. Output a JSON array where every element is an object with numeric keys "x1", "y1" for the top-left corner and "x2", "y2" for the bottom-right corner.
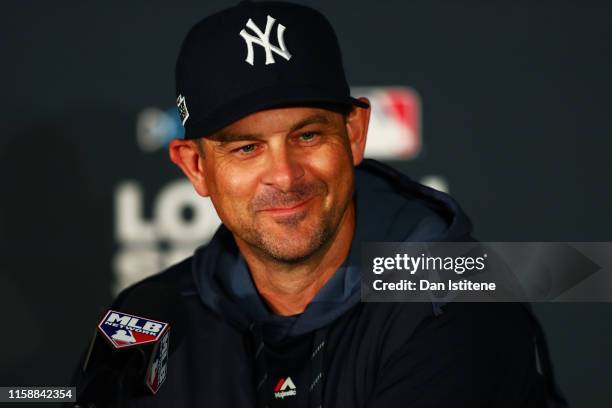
[
  {"x1": 299, "y1": 132, "x2": 318, "y2": 142},
  {"x1": 237, "y1": 144, "x2": 257, "y2": 154}
]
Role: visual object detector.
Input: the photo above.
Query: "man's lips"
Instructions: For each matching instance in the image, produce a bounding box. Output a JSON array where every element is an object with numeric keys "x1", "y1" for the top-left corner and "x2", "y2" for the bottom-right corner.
[{"x1": 257, "y1": 196, "x2": 315, "y2": 215}]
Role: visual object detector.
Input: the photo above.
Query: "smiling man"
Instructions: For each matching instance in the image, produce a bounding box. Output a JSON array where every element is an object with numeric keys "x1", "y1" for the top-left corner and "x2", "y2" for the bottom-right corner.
[
  {"x1": 170, "y1": 104, "x2": 368, "y2": 316},
  {"x1": 97, "y1": 1, "x2": 560, "y2": 407}
]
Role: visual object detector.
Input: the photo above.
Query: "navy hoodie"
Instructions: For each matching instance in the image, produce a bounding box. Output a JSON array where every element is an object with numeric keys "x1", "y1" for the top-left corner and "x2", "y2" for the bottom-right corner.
[{"x1": 85, "y1": 159, "x2": 554, "y2": 407}]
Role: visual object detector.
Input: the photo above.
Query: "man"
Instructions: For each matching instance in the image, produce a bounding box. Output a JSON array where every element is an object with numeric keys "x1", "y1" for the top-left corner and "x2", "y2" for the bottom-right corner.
[{"x1": 83, "y1": 1, "x2": 562, "y2": 406}]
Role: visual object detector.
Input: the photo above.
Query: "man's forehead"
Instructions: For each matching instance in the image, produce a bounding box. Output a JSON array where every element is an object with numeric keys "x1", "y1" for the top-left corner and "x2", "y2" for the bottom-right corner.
[{"x1": 207, "y1": 105, "x2": 343, "y2": 142}]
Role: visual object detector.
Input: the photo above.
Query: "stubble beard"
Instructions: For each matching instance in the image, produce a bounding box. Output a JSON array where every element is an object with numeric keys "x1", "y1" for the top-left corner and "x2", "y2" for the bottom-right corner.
[{"x1": 236, "y1": 183, "x2": 346, "y2": 264}]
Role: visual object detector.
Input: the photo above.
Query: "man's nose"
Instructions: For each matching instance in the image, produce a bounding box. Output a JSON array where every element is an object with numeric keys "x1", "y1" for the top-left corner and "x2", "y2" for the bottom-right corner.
[{"x1": 261, "y1": 145, "x2": 305, "y2": 191}]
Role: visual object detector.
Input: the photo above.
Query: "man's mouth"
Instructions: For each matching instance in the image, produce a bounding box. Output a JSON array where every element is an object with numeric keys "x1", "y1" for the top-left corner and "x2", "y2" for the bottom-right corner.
[{"x1": 258, "y1": 196, "x2": 315, "y2": 216}]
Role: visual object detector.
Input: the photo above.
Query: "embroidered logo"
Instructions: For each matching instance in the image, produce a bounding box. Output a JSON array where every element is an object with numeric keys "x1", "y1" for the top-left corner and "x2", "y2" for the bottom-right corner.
[
  {"x1": 176, "y1": 94, "x2": 189, "y2": 126},
  {"x1": 239, "y1": 15, "x2": 291, "y2": 66},
  {"x1": 274, "y1": 376, "x2": 297, "y2": 399}
]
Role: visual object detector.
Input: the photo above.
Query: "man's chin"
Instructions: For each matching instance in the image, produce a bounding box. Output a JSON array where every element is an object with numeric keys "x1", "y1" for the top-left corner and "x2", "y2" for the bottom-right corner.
[
  {"x1": 260, "y1": 245, "x2": 319, "y2": 264},
  {"x1": 253, "y1": 231, "x2": 327, "y2": 264},
  {"x1": 242, "y1": 212, "x2": 335, "y2": 263}
]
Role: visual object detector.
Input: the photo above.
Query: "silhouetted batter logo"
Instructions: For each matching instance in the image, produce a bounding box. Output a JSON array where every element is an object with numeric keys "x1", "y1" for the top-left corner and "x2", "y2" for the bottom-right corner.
[{"x1": 98, "y1": 310, "x2": 169, "y2": 349}]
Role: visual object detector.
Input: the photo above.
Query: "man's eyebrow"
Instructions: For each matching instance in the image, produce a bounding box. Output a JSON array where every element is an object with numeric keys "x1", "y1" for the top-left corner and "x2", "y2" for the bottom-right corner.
[
  {"x1": 208, "y1": 113, "x2": 333, "y2": 144},
  {"x1": 289, "y1": 113, "x2": 332, "y2": 133},
  {"x1": 208, "y1": 132, "x2": 265, "y2": 144}
]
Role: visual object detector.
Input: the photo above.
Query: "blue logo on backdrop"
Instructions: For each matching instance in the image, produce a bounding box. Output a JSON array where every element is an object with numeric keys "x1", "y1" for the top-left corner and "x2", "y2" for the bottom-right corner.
[{"x1": 136, "y1": 107, "x2": 184, "y2": 152}]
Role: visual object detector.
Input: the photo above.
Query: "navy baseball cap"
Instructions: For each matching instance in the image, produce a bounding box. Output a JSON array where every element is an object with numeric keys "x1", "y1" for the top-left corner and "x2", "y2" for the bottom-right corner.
[{"x1": 175, "y1": 0, "x2": 368, "y2": 140}]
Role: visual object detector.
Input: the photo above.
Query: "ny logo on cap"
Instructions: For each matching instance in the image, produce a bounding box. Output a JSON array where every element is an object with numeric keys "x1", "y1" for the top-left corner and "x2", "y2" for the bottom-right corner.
[{"x1": 239, "y1": 15, "x2": 292, "y2": 66}]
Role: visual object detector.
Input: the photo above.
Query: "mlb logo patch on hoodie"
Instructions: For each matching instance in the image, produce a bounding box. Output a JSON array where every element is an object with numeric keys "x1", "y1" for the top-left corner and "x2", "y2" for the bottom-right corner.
[{"x1": 274, "y1": 377, "x2": 297, "y2": 399}]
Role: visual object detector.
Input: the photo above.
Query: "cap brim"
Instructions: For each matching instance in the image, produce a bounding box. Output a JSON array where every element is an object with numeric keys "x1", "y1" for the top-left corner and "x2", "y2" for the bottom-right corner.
[{"x1": 184, "y1": 86, "x2": 369, "y2": 140}]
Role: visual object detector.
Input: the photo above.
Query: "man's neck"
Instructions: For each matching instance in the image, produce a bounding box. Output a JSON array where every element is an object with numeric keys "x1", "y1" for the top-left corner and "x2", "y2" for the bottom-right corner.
[{"x1": 235, "y1": 203, "x2": 355, "y2": 316}]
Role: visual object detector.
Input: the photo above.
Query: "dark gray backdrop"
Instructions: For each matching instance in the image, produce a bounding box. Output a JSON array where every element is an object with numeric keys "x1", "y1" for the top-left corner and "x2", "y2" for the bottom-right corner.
[{"x1": 1, "y1": 1, "x2": 611, "y2": 406}]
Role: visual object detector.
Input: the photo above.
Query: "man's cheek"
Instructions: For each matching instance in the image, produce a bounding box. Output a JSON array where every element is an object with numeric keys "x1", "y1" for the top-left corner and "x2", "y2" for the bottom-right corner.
[{"x1": 224, "y1": 167, "x2": 260, "y2": 191}]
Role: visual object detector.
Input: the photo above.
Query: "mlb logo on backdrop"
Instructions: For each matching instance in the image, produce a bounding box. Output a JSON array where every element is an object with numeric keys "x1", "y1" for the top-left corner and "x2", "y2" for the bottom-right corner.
[
  {"x1": 98, "y1": 310, "x2": 169, "y2": 349},
  {"x1": 353, "y1": 87, "x2": 421, "y2": 160}
]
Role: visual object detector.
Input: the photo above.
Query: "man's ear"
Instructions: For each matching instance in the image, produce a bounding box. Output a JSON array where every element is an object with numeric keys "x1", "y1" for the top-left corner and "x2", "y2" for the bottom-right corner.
[
  {"x1": 168, "y1": 139, "x2": 210, "y2": 197},
  {"x1": 345, "y1": 97, "x2": 370, "y2": 166}
]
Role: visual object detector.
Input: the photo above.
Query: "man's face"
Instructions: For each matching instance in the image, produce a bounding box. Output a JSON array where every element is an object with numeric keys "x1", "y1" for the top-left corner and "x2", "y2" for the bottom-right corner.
[{"x1": 190, "y1": 105, "x2": 367, "y2": 263}]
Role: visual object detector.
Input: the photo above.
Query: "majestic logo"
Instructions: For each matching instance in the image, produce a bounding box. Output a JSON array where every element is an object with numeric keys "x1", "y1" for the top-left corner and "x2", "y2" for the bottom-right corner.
[
  {"x1": 98, "y1": 310, "x2": 169, "y2": 349},
  {"x1": 239, "y1": 15, "x2": 291, "y2": 66},
  {"x1": 274, "y1": 377, "x2": 297, "y2": 399},
  {"x1": 176, "y1": 94, "x2": 189, "y2": 126}
]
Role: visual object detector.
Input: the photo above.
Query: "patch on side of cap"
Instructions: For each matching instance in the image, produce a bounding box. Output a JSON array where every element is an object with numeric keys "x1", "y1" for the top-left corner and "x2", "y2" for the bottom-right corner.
[{"x1": 176, "y1": 94, "x2": 190, "y2": 126}]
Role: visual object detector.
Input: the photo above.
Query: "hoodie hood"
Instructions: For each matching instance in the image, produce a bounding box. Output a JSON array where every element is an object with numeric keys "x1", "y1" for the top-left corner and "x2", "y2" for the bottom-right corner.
[{"x1": 192, "y1": 159, "x2": 473, "y2": 343}]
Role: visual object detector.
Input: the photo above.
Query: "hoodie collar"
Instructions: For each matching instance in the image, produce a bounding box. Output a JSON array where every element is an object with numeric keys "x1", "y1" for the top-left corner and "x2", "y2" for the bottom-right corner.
[{"x1": 193, "y1": 159, "x2": 473, "y2": 342}]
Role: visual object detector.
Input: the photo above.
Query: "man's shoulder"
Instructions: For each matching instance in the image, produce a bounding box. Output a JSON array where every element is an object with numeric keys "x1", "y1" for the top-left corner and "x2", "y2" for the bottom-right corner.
[
  {"x1": 355, "y1": 159, "x2": 474, "y2": 241},
  {"x1": 370, "y1": 302, "x2": 537, "y2": 366},
  {"x1": 116, "y1": 255, "x2": 198, "y2": 304},
  {"x1": 377, "y1": 301, "x2": 534, "y2": 338},
  {"x1": 353, "y1": 302, "x2": 547, "y2": 407}
]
